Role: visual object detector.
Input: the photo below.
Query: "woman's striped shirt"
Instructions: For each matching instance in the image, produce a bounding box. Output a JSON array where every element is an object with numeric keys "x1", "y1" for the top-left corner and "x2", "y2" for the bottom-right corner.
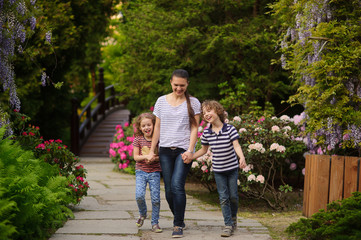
[
  {"x1": 153, "y1": 95, "x2": 201, "y2": 150},
  {"x1": 201, "y1": 123, "x2": 240, "y2": 172}
]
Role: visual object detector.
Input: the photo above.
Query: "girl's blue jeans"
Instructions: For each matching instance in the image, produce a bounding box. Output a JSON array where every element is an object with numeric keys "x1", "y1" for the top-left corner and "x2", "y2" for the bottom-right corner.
[
  {"x1": 214, "y1": 168, "x2": 239, "y2": 226},
  {"x1": 135, "y1": 170, "x2": 161, "y2": 226},
  {"x1": 159, "y1": 147, "x2": 192, "y2": 227}
]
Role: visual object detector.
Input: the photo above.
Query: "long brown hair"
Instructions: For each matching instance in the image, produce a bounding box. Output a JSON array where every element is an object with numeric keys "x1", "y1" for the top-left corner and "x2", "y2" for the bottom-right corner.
[{"x1": 171, "y1": 69, "x2": 197, "y2": 127}]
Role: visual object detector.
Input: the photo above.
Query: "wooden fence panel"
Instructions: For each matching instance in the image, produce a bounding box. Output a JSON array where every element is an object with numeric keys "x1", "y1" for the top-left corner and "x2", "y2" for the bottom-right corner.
[
  {"x1": 343, "y1": 157, "x2": 359, "y2": 198},
  {"x1": 329, "y1": 155, "x2": 344, "y2": 203},
  {"x1": 302, "y1": 154, "x2": 312, "y2": 217},
  {"x1": 306, "y1": 155, "x2": 330, "y2": 217},
  {"x1": 303, "y1": 155, "x2": 360, "y2": 217}
]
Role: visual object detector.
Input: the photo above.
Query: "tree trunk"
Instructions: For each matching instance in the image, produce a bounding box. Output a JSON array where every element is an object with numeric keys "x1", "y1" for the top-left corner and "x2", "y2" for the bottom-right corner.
[{"x1": 253, "y1": 0, "x2": 259, "y2": 17}]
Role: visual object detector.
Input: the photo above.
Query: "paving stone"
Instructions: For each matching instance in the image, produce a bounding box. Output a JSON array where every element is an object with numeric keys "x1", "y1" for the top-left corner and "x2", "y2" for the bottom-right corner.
[
  {"x1": 74, "y1": 210, "x2": 130, "y2": 219},
  {"x1": 239, "y1": 221, "x2": 264, "y2": 227},
  {"x1": 197, "y1": 220, "x2": 225, "y2": 226},
  {"x1": 55, "y1": 220, "x2": 138, "y2": 234},
  {"x1": 50, "y1": 234, "x2": 140, "y2": 240},
  {"x1": 184, "y1": 210, "x2": 224, "y2": 220}
]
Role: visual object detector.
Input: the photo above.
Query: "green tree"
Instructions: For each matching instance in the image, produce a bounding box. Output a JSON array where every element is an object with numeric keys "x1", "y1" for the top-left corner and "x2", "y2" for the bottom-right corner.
[
  {"x1": 4, "y1": 0, "x2": 116, "y2": 144},
  {"x1": 102, "y1": 0, "x2": 294, "y2": 116}
]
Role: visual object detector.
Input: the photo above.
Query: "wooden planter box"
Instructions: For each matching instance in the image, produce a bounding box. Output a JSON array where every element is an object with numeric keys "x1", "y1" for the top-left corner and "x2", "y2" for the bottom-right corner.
[{"x1": 303, "y1": 154, "x2": 361, "y2": 217}]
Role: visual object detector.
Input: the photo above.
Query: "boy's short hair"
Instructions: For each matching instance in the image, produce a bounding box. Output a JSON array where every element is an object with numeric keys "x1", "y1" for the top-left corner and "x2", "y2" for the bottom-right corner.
[{"x1": 202, "y1": 100, "x2": 226, "y2": 123}]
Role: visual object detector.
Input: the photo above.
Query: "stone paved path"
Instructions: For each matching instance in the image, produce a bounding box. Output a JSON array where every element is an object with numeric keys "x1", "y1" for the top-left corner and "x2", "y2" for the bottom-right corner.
[{"x1": 49, "y1": 157, "x2": 272, "y2": 240}]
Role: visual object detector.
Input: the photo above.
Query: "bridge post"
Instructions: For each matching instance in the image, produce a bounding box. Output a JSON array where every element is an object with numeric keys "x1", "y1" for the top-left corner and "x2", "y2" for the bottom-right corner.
[
  {"x1": 71, "y1": 98, "x2": 80, "y2": 155},
  {"x1": 98, "y1": 67, "x2": 105, "y2": 118}
]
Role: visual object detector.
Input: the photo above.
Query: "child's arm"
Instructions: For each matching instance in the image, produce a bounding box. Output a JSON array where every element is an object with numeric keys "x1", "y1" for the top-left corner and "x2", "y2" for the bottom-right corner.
[
  {"x1": 190, "y1": 145, "x2": 209, "y2": 160},
  {"x1": 233, "y1": 140, "x2": 247, "y2": 169},
  {"x1": 133, "y1": 146, "x2": 147, "y2": 162}
]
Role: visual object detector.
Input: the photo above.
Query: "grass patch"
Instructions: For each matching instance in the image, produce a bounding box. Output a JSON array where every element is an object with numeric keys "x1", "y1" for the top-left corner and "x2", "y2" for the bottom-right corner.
[{"x1": 185, "y1": 181, "x2": 304, "y2": 239}]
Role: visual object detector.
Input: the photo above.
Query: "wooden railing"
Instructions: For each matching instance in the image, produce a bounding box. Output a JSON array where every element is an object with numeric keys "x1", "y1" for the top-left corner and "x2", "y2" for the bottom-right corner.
[{"x1": 71, "y1": 68, "x2": 123, "y2": 155}]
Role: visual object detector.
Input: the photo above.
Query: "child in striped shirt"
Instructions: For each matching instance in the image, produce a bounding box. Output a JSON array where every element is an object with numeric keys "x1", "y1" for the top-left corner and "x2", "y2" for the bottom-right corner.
[
  {"x1": 185, "y1": 100, "x2": 246, "y2": 237},
  {"x1": 133, "y1": 112, "x2": 162, "y2": 233}
]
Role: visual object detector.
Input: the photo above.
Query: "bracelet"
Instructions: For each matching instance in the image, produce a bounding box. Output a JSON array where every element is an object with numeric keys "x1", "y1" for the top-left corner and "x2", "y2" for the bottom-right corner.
[{"x1": 186, "y1": 150, "x2": 193, "y2": 153}]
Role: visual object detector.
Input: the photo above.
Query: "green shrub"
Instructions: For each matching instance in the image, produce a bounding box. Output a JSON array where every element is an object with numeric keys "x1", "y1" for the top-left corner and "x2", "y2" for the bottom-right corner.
[
  {"x1": 287, "y1": 192, "x2": 361, "y2": 240},
  {"x1": 0, "y1": 194, "x2": 17, "y2": 240},
  {"x1": 10, "y1": 110, "x2": 89, "y2": 203},
  {"x1": 0, "y1": 126, "x2": 73, "y2": 240}
]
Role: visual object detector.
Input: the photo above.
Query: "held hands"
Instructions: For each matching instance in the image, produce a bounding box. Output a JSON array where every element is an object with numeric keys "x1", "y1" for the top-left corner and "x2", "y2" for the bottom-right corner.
[
  {"x1": 181, "y1": 151, "x2": 193, "y2": 164},
  {"x1": 145, "y1": 152, "x2": 156, "y2": 164}
]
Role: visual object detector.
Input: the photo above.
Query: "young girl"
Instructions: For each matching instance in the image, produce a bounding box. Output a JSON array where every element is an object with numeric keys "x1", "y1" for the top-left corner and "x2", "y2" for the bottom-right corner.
[
  {"x1": 133, "y1": 112, "x2": 162, "y2": 233},
  {"x1": 184, "y1": 100, "x2": 246, "y2": 237}
]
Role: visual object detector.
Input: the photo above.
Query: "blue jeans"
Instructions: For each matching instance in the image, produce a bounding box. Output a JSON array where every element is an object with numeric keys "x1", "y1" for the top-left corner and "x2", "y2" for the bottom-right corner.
[
  {"x1": 159, "y1": 147, "x2": 192, "y2": 227},
  {"x1": 214, "y1": 169, "x2": 239, "y2": 226},
  {"x1": 135, "y1": 170, "x2": 161, "y2": 225}
]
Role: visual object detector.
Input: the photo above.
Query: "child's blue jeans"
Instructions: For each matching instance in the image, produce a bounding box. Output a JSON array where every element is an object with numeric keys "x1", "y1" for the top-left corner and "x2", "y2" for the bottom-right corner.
[
  {"x1": 214, "y1": 168, "x2": 239, "y2": 226},
  {"x1": 135, "y1": 170, "x2": 161, "y2": 226}
]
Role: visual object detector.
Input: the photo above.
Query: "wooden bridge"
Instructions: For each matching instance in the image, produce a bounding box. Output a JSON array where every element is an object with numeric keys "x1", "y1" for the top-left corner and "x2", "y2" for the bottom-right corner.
[{"x1": 70, "y1": 68, "x2": 131, "y2": 157}]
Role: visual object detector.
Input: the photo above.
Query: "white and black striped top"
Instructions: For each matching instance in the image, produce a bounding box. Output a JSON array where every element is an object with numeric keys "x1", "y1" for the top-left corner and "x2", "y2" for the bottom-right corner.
[
  {"x1": 201, "y1": 123, "x2": 240, "y2": 172},
  {"x1": 153, "y1": 95, "x2": 201, "y2": 150}
]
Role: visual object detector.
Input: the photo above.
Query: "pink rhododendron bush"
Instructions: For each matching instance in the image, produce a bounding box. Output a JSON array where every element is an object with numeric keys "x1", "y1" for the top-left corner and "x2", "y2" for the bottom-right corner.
[
  {"x1": 192, "y1": 114, "x2": 307, "y2": 210},
  {"x1": 109, "y1": 121, "x2": 136, "y2": 174}
]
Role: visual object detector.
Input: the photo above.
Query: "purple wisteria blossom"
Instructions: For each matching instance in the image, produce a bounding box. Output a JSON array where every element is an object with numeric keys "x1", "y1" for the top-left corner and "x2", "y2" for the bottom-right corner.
[
  {"x1": 45, "y1": 30, "x2": 52, "y2": 43},
  {"x1": 41, "y1": 71, "x2": 47, "y2": 86},
  {"x1": 30, "y1": 16, "x2": 36, "y2": 30},
  {"x1": 1, "y1": 0, "x2": 39, "y2": 111},
  {"x1": 278, "y1": 0, "x2": 361, "y2": 155},
  {"x1": 16, "y1": 1, "x2": 26, "y2": 16}
]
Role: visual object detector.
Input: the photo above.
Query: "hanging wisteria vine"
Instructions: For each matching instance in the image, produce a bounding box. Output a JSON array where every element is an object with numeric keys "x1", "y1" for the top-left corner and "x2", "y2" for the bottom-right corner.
[
  {"x1": 273, "y1": 0, "x2": 361, "y2": 156},
  {"x1": 0, "y1": 0, "x2": 52, "y2": 111}
]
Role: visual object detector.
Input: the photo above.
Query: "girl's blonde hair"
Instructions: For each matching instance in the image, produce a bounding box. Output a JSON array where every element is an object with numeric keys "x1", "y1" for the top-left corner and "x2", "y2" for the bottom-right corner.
[
  {"x1": 202, "y1": 100, "x2": 226, "y2": 123},
  {"x1": 134, "y1": 112, "x2": 156, "y2": 137}
]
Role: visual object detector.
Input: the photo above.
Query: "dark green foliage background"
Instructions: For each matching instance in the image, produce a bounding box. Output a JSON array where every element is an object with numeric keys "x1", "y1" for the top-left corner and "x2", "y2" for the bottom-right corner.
[{"x1": 102, "y1": 0, "x2": 297, "y2": 116}]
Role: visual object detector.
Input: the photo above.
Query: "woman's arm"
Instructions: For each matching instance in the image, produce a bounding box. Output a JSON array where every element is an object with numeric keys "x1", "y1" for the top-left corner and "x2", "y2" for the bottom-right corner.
[
  {"x1": 183, "y1": 114, "x2": 200, "y2": 164},
  {"x1": 148, "y1": 117, "x2": 160, "y2": 160},
  {"x1": 233, "y1": 140, "x2": 246, "y2": 169}
]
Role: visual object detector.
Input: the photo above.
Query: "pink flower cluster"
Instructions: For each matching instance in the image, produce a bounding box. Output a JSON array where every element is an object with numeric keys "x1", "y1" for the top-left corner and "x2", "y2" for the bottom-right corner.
[
  {"x1": 247, "y1": 143, "x2": 266, "y2": 153},
  {"x1": 271, "y1": 125, "x2": 280, "y2": 132},
  {"x1": 269, "y1": 143, "x2": 286, "y2": 153},
  {"x1": 192, "y1": 150, "x2": 213, "y2": 173},
  {"x1": 246, "y1": 174, "x2": 265, "y2": 183},
  {"x1": 35, "y1": 139, "x2": 67, "y2": 150},
  {"x1": 109, "y1": 123, "x2": 134, "y2": 169}
]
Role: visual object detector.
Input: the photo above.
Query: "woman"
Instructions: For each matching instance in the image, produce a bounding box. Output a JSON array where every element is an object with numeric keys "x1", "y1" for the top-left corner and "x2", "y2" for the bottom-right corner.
[{"x1": 148, "y1": 69, "x2": 200, "y2": 238}]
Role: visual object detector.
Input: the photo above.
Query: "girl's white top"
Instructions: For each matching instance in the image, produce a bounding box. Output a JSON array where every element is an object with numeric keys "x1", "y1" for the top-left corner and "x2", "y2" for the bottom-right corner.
[{"x1": 153, "y1": 95, "x2": 201, "y2": 150}]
